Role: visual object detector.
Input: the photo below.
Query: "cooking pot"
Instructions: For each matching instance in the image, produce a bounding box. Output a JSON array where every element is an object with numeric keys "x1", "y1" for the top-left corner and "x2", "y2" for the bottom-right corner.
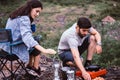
[{"x1": 85, "y1": 65, "x2": 101, "y2": 71}]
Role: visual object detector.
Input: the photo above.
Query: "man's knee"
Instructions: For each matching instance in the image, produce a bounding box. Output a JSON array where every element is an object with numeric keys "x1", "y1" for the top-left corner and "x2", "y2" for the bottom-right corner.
[
  {"x1": 90, "y1": 35, "x2": 95, "y2": 41},
  {"x1": 90, "y1": 35, "x2": 96, "y2": 42},
  {"x1": 66, "y1": 61, "x2": 76, "y2": 67}
]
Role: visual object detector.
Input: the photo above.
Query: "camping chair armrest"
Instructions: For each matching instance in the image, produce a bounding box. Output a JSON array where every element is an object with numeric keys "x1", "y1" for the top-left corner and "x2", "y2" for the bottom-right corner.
[
  {"x1": 34, "y1": 35, "x2": 42, "y2": 44},
  {"x1": 10, "y1": 41, "x2": 24, "y2": 46},
  {"x1": 34, "y1": 35, "x2": 42, "y2": 40}
]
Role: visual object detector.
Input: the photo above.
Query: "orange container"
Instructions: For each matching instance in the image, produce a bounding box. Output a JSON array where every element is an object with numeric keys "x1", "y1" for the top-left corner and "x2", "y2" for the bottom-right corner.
[{"x1": 75, "y1": 69, "x2": 107, "y2": 79}]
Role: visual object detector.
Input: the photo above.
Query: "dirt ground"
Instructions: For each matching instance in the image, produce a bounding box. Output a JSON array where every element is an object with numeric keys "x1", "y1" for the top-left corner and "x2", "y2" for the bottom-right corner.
[
  {"x1": 39, "y1": 57, "x2": 120, "y2": 80},
  {"x1": 0, "y1": 55, "x2": 120, "y2": 80},
  {"x1": 35, "y1": 4, "x2": 97, "y2": 33}
]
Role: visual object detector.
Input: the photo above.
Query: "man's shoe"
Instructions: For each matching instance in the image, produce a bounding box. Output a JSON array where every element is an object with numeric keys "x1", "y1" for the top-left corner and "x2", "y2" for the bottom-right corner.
[
  {"x1": 84, "y1": 60, "x2": 91, "y2": 68},
  {"x1": 85, "y1": 65, "x2": 101, "y2": 71}
]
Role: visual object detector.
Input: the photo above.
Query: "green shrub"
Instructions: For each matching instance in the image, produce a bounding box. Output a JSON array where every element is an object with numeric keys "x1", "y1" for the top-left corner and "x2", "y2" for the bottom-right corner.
[
  {"x1": 91, "y1": 21, "x2": 120, "y2": 67},
  {"x1": 41, "y1": 0, "x2": 99, "y2": 6},
  {"x1": 96, "y1": 38, "x2": 120, "y2": 67}
]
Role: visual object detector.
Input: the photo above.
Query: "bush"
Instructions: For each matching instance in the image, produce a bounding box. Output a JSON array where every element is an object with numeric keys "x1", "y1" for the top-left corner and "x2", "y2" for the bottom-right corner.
[
  {"x1": 96, "y1": 38, "x2": 120, "y2": 67},
  {"x1": 41, "y1": 0, "x2": 100, "y2": 6}
]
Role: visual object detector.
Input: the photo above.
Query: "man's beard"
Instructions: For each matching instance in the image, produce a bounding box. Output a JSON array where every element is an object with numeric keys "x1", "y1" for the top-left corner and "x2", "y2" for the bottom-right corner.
[{"x1": 78, "y1": 31, "x2": 86, "y2": 38}]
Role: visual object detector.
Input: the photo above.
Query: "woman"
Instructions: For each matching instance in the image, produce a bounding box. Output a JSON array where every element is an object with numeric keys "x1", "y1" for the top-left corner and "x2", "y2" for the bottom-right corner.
[{"x1": 0, "y1": 0, "x2": 56, "y2": 76}]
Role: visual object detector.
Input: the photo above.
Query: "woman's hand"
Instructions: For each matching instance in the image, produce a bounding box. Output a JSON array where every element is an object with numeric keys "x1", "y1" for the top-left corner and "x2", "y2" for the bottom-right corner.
[
  {"x1": 34, "y1": 45, "x2": 56, "y2": 54},
  {"x1": 46, "y1": 49, "x2": 56, "y2": 54},
  {"x1": 82, "y1": 71, "x2": 91, "y2": 80}
]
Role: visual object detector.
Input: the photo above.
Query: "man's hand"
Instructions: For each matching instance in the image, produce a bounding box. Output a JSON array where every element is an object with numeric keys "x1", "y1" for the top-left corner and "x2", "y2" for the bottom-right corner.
[
  {"x1": 82, "y1": 71, "x2": 91, "y2": 80},
  {"x1": 96, "y1": 45, "x2": 102, "y2": 54}
]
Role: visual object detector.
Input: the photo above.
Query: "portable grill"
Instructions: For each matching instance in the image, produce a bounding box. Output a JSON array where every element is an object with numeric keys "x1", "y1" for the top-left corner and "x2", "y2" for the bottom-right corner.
[{"x1": 75, "y1": 65, "x2": 107, "y2": 79}]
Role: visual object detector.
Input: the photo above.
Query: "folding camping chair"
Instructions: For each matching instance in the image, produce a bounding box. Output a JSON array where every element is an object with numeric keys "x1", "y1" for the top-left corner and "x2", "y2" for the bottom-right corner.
[{"x1": 0, "y1": 29, "x2": 27, "y2": 79}]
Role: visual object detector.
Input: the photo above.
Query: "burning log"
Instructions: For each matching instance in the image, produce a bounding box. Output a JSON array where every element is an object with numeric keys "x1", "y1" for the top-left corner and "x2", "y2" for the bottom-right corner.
[
  {"x1": 76, "y1": 69, "x2": 107, "y2": 79},
  {"x1": 92, "y1": 77, "x2": 105, "y2": 80}
]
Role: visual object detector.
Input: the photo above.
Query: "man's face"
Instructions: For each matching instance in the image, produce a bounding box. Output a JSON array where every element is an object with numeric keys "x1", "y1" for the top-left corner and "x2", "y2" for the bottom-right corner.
[{"x1": 76, "y1": 26, "x2": 89, "y2": 38}]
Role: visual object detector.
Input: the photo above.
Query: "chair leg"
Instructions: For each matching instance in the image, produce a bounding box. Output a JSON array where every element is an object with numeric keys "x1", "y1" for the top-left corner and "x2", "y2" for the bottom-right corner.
[
  {"x1": 9, "y1": 60, "x2": 27, "y2": 79},
  {"x1": 0, "y1": 59, "x2": 9, "y2": 78},
  {"x1": 10, "y1": 61, "x2": 15, "y2": 80},
  {"x1": 0, "y1": 60, "x2": 17, "y2": 79},
  {"x1": 16, "y1": 60, "x2": 28, "y2": 73},
  {"x1": 0, "y1": 59, "x2": 28, "y2": 80}
]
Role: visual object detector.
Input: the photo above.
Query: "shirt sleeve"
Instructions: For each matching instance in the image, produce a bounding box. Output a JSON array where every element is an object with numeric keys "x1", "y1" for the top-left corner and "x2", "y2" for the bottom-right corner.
[
  {"x1": 89, "y1": 27, "x2": 93, "y2": 33},
  {"x1": 19, "y1": 16, "x2": 39, "y2": 49},
  {"x1": 68, "y1": 38, "x2": 78, "y2": 49}
]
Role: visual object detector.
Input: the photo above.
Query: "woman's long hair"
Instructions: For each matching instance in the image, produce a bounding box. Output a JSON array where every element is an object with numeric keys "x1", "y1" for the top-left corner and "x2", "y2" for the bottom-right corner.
[{"x1": 9, "y1": 0, "x2": 43, "y2": 22}]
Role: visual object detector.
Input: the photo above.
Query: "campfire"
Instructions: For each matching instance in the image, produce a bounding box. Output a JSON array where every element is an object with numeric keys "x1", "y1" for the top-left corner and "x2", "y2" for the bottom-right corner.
[{"x1": 92, "y1": 77, "x2": 105, "y2": 80}]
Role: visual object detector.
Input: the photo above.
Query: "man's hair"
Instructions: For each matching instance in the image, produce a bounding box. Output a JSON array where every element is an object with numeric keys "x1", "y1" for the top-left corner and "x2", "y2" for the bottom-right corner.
[
  {"x1": 9, "y1": 0, "x2": 43, "y2": 21},
  {"x1": 77, "y1": 17, "x2": 91, "y2": 28}
]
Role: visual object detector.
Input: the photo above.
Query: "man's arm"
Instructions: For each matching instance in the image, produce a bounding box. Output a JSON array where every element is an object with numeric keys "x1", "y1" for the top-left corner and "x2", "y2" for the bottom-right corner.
[
  {"x1": 90, "y1": 27, "x2": 101, "y2": 44},
  {"x1": 90, "y1": 28, "x2": 102, "y2": 54},
  {"x1": 71, "y1": 48, "x2": 91, "y2": 80}
]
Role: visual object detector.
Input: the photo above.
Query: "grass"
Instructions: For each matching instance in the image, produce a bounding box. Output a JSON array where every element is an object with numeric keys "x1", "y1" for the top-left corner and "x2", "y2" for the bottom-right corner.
[{"x1": 0, "y1": 0, "x2": 26, "y2": 28}]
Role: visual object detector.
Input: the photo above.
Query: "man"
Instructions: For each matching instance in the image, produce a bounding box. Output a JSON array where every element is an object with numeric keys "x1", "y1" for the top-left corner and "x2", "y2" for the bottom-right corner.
[{"x1": 58, "y1": 17, "x2": 102, "y2": 80}]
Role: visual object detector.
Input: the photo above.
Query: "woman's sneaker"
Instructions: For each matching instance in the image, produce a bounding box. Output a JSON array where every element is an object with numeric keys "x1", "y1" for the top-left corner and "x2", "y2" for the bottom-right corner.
[
  {"x1": 27, "y1": 66, "x2": 41, "y2": 77},
  {"x1": 26, "y1": 65, "x2": 32, "y2": 70}
]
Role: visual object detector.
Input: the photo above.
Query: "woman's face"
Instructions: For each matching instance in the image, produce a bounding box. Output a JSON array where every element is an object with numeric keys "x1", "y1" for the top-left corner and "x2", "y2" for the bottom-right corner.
[{"x1": 30, "y1": 7, "x2": 42, "y2": 19}]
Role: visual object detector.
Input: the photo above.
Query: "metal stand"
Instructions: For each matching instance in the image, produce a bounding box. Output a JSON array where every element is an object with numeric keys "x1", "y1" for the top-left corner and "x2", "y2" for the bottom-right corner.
[
  {"x1": 67, "y1": 70, "x2": 75, "y2": 80},
  {"x1": 53, "y1": 62, "x2": 60, "y2": 80}
]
